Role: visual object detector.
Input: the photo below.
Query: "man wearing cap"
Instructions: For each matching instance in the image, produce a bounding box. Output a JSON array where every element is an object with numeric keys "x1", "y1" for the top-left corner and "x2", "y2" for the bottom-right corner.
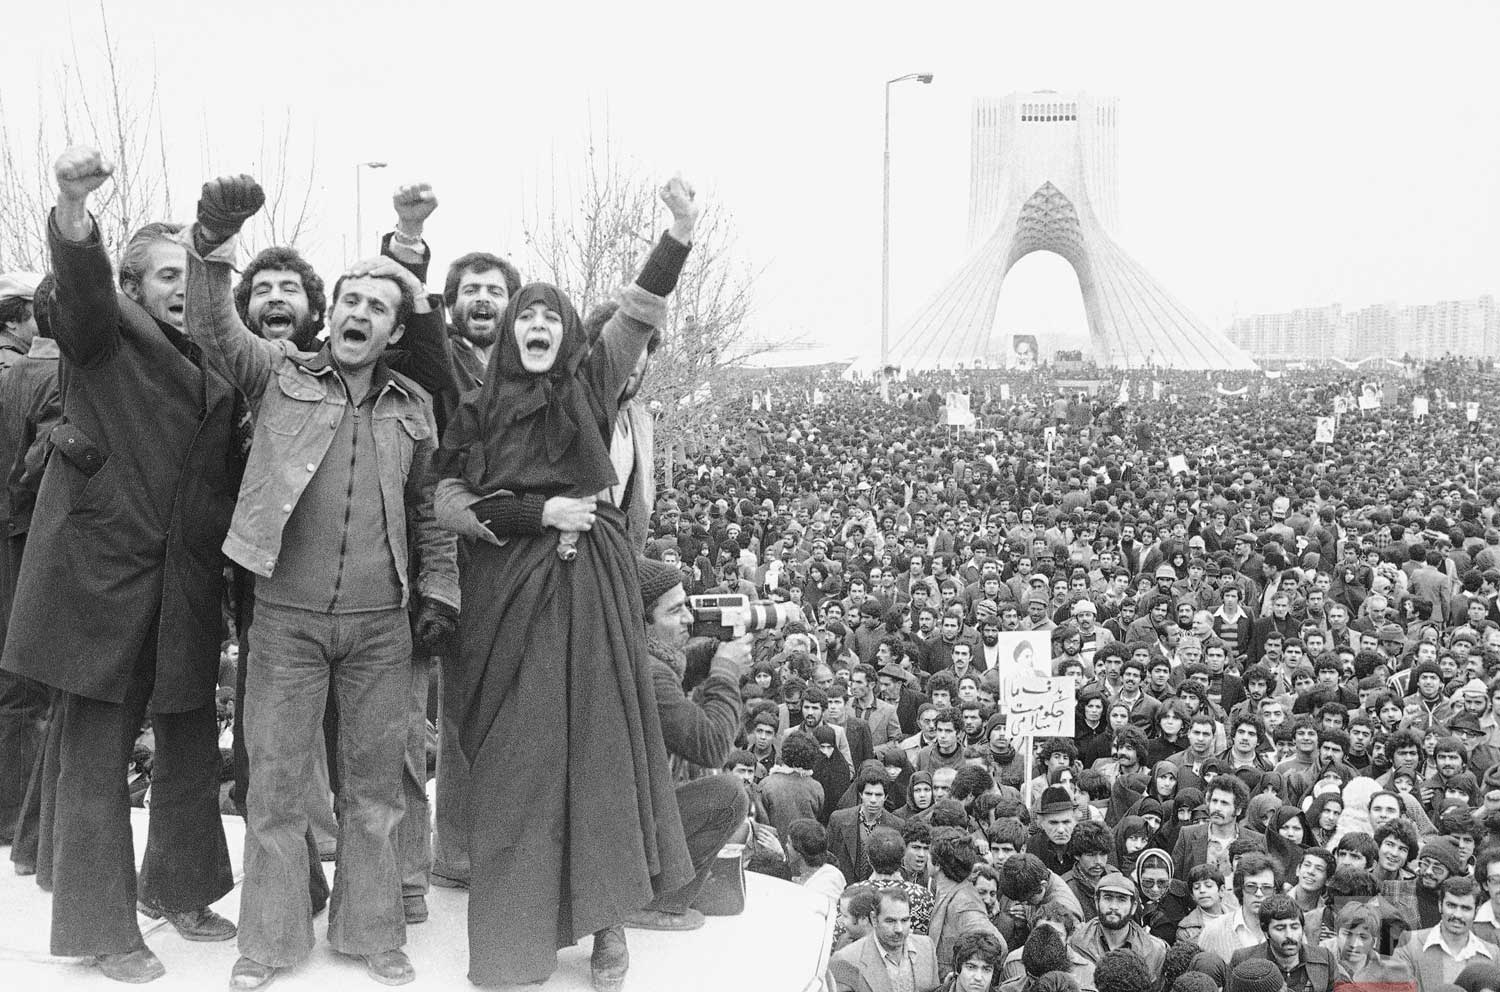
[
  {"x1": 628, "y1": 556, "x2": 753, "y2": 930},
  {"x1": 0, "y1": 272, "x2": 42, "y2": 370},
  {"x1": 1415, "y1": 837, "x2": 1470, "y2": 930},
  {"x1": 1068, "y1": 872, "x2": 1167, "y2": 992},
  {"x1": 1225, "y1": 894, "x2": 1336, "y2": 992}
]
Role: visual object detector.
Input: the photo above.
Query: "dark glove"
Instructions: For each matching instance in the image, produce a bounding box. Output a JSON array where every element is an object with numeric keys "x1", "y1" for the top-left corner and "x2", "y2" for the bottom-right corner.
[
  {"x1": 197, "y1": 174, "x2": 266, "y2": 239},
  {"x1": 415, "y1": 598, "x2": 459, "y2": 654}
]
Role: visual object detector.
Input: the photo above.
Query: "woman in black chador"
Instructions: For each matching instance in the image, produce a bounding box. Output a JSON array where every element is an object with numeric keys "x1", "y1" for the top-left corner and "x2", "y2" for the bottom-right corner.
[{"x1": 434, "y1": 178, "x2": 700, "y2": 990}]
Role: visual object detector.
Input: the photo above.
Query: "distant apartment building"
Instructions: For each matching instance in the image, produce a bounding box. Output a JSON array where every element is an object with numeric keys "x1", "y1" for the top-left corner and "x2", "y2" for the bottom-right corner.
[{"x1": 1228, "y1": 296, "x2": 1497, "y2": 361}]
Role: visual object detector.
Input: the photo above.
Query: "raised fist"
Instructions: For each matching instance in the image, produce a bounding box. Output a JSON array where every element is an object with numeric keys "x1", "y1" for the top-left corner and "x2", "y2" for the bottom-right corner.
[
  {"x1": 54, "y1": 146, "x2": 114, "y2": 201},
  {"x1": 196, "y1": 174, "x2": 265, "y2": 239},
  {"x1": 393, "y1": 183, "x2": 438, "y2": 228},
  {"x1": 659, "y1": 173, "x2": 700, "y2": 228}
]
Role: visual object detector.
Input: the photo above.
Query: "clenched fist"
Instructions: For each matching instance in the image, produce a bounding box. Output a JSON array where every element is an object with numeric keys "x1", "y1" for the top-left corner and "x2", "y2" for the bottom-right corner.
[
  {"x1": 658, "y1": 173, "x2": 700, "y2": 229},
  {"x1": 54, "y1": 146, "x2": 114, "y2": 202},
  {"x1": 393, "y1": 183, "x2": 438, "y2": 229},
  {"x1": 197, "y1": 174, "x2": 265, "y2": 240}
]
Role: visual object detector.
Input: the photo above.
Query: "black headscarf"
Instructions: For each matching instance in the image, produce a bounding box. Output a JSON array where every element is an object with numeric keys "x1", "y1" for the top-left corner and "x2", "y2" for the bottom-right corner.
[{"x1": 435, "y1": 282, "x2": 616, "y2": 496}]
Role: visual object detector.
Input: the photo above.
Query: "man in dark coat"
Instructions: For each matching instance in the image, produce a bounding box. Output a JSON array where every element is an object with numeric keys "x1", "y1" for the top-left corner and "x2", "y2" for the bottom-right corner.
[
  {"x1": 0, "y1": 271, "x2": 51, "y2": 854},
  {"x1": 0, "y1": 146, "x2": 239, "y2": 982},
  {"x1": 828, "y1": 769, "x2": 905, "y2": 883},
  {"x1": 0, "y1": 278, "x2": 62, "y2": 876}
]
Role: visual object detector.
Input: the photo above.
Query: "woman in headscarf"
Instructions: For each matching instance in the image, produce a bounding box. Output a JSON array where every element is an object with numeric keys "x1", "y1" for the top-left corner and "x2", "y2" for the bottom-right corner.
[
  {"x1": 432, "y1": 181, "x2": 700, "y2": 988},
  {"x1": 1112, "y1": 815, "x2": 1154, "y2": 875},
  {"x1": 898, "y1": 771, "x2": 936, "y2": 820},
  {"x1": 1157, "y1": 786, "x2": 1203, "y2": 854},
  {"x1": 812, "y1": 729, "x2": 855, "y2": 824},
  {"x1": 1305, "y1": 792, "x2": 1343, "y2": 848},
  {"x1": 1264, "y1": 806, "x2": 1311, "y2": 881}
]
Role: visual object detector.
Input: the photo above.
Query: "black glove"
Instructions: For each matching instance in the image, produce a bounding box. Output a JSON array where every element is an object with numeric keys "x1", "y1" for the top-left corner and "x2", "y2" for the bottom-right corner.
[
  {"x1": 197, "y1": 174, "x2": 266, "y2": 239},
  {"x1": 415, "y1": 598, "x2": 459, "y2": 655}
]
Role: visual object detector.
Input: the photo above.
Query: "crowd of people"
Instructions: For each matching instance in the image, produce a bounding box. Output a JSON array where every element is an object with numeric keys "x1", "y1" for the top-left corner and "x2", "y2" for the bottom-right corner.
[{"x1": 4, "y1": 143, "x2": 1500, "y2": 992}]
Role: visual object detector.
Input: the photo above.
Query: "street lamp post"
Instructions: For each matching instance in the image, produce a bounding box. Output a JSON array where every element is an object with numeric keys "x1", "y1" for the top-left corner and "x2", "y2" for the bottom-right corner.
[
  {"x1": 354, "y1": 160, "x2": 388, "y2": 257},
  {"x1": 882, "y1": 72, "x2": 933, "y2": 370}
]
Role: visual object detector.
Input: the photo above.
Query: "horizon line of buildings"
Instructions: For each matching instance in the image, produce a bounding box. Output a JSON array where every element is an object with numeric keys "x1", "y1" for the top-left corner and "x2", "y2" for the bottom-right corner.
[{"x1": 1226, "y1": 294, "x2": 1498, "y2": 361}]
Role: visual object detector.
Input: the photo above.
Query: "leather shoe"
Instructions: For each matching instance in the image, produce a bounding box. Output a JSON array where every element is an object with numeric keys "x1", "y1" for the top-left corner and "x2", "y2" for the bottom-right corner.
[
  {"x1": 138, "y1": 902, "x2": 237, "y2": 942},
  {"x1": 229, "y1": 956, "x2": 279, "y2": 990},
  {"x1": 403, "y1": 894, "x2": 428, "y2": 924},
  {"x1": 623, "y1": 906, "x2": 705, "y2": 931},
  {"x1": 590, "y1": 925, "x2": 628, "y2": 992},
  {"x1": 361, "y1": 949, "x2": 415, "y2": 986},
  {"x1": 94, "y1": 948, "x2": 166, "y2": 984}
]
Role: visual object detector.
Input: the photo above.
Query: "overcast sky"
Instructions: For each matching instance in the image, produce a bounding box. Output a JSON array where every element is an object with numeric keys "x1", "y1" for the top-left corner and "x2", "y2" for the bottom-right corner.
[{"x1": 4, "y1": 0, "x2": 1498, "y2": 357}]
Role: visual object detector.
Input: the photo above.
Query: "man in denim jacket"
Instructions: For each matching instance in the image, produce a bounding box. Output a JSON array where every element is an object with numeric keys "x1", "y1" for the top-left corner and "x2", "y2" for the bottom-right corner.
[{"x1": 181, "y1": 174, "x2": 457, "y2": 990}]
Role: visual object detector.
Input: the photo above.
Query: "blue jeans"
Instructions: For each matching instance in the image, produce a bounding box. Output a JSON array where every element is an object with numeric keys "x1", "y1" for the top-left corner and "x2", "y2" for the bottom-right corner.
[
  {"x1": 399, "y1": 655, "x2": 431, "y2": 897},
  {"x1": 239, "y1": 603, "x2": 410, "y2": 967}
]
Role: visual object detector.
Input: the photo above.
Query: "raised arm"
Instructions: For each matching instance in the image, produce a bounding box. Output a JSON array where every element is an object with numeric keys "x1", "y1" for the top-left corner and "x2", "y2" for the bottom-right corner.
[
  {"x1": 586, "y1": 175, "x2": 701, "y2": 405},
  {"x1": 183, "y1": 175, "x2": 280, "y2": 403},
  {"x1": 48, "y1": 146, "x2": 123, "y2": 368}
]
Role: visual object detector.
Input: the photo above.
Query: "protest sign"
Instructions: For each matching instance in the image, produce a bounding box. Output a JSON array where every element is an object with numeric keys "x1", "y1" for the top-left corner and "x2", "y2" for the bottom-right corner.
[
  {"x1": 1314, "y1": 417, "x2": 1336, "y2": 444},
  {"x1": 993, "y1": 632, "x2": 1050, "y2": 678},
  {"x1": 1413, "y1": 396, "x2": 1429, "y2": 419},
  {"x1": 1168, "y1": 454, "x2": 1189, "y2": 475},
  {"x1": 1468, "y1": 402, "x2": 1480, "y2": 423},
  {"x1": 1002, "y1": 675, "x2": 1076, "y2": 737}
]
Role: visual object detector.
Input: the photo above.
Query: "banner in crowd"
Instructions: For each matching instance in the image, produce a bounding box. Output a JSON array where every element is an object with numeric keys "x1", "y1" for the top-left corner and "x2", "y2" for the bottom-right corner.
[
  {"x1": 944, "y1": 391, "x2": 974, "y2": 427},
  {"x1": 993, "y1": 631, "x2": 1050, "y2": 679},
  {"x1": 1358, "y1": 384, "x2": 1380, "y2": 410},
  {"x1": 1413, "y1": 396, "x2": 1429, "y2": 419},
  {"x1": 1315, "y1": 417, "x2": 1336, "y2": 444},
  {"x1": 1333, "y1": 395, "x2": 1348, "y2": 415},
  {"x1": 1215, "y1": 384, "x2": 1248, "y2": 396},
  {"x1": 1002, "y1": 675, "x2": 1076, "y2": 736},
  {"x1": 1011, "y1": 334, "x2": 1039, "y2": 370},
  {"x1": 1168, "y1": 454, "x2": 1189, "y2": 474},
  {"x1": 1469, "y1": 402, "x2": 1481, "y2": 423}
]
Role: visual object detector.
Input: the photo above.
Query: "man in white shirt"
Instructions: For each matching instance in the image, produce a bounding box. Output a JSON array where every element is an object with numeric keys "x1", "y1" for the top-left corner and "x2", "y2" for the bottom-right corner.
[{"x1": 1200, "y1": 854, "x2": 1280, "y2": 964}]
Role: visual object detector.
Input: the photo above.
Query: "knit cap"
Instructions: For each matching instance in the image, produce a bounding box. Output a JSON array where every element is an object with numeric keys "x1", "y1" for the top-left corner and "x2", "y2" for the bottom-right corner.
[
  {"x1": 638, "y1": 556, "x2": 683, "y2": 614},
  {"x1": 1172, "y1": 974, "x2": 1219, "y2": 992},
  {"x1": 1231, "y1": 958, "x2": 1286, "y2": 992},
  {"x1": 1421, "y1": 836, "x2": 1466, "y2": 878}
]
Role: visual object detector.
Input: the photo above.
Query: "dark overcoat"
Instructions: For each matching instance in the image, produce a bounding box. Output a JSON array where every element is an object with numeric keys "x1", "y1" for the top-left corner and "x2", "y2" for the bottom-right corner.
[{"x1": 1, "y1": 214, "x2": 238, "y2": 712}]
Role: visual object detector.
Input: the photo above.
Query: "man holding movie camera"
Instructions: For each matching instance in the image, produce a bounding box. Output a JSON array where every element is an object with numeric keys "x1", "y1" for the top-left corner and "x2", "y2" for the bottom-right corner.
[{"x1": 626, "y1": 556, "x2": 756, "y2": 931}]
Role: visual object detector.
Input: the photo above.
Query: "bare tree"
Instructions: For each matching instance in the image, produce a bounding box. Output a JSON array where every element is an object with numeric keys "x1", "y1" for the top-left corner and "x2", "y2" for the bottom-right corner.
[
  {"x1": 0, "y1": 2, "x2": 172, "y2": 270},
  {"x1": 200, "y1": 109, "x2": 321, "y2": 257},
  {"x1": 522, "y1": 131, "x2": 784, "y2": 489}
]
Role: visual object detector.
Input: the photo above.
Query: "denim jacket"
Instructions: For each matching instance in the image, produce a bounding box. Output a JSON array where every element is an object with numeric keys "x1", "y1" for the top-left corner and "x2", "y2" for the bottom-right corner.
[{"x1": 182, "y1": 232, "x2": 458, "y2": 610}]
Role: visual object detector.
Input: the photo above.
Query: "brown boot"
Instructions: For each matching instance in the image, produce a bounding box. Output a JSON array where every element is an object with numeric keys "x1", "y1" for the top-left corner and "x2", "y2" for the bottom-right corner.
[{"x1": 589, "y1": 925, "x2": 628, "y2": 992}]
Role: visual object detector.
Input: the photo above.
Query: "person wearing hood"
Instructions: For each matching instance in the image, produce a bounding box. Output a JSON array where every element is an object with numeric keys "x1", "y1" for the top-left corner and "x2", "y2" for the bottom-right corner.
[
  {"x1": 1113, "y1": 816, "x2": 1155, "y2": 876},
  {"x1": 900, "y1": 771, "x2": 937, "y2": 820},
  {"x1": 430, "y1": 179, "x2": 701, "y2": 990},
  {"x1": 813, "y1": 725, "x2": 855, "y2": 824},
  {"x1": 1133, "y1": 847, "x2": 1192, "y2": 943}
]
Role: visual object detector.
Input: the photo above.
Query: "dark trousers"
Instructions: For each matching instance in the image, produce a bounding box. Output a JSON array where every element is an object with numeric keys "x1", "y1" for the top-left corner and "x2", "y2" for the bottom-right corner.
[
  {"x1": 0, "y1": 668, "x2": 48, "y2": 842},
  {"x1": 51, "y1": 623, "x2": 232, "y2": 957},
  {"x1": 431, "y1": 652, "x2": 470, "y2": 884},
  {"x1": 645, "y1": 774, "x2": 748, "y2": 914},
  {"x1": 10, "y1": 687, "x2": 57, "y2": 874}
]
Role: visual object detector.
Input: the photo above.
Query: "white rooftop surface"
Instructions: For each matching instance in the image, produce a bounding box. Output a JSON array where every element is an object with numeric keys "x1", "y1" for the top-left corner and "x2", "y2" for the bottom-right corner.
[{"x1": 0, "y1": 810, "x2": 833, "y2": 991}]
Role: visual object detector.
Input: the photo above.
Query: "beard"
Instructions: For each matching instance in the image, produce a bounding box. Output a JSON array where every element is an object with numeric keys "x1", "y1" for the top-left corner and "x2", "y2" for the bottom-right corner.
[
  {"x1": 250, "y1": 302, "x2": 312, "y2": 342},
  {"x1": 455, "y1": 299, "x2": 500, "y2": 346},
  {"x1": 1100, "y1": 909, "x2": 1131, "y2": 931}
]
